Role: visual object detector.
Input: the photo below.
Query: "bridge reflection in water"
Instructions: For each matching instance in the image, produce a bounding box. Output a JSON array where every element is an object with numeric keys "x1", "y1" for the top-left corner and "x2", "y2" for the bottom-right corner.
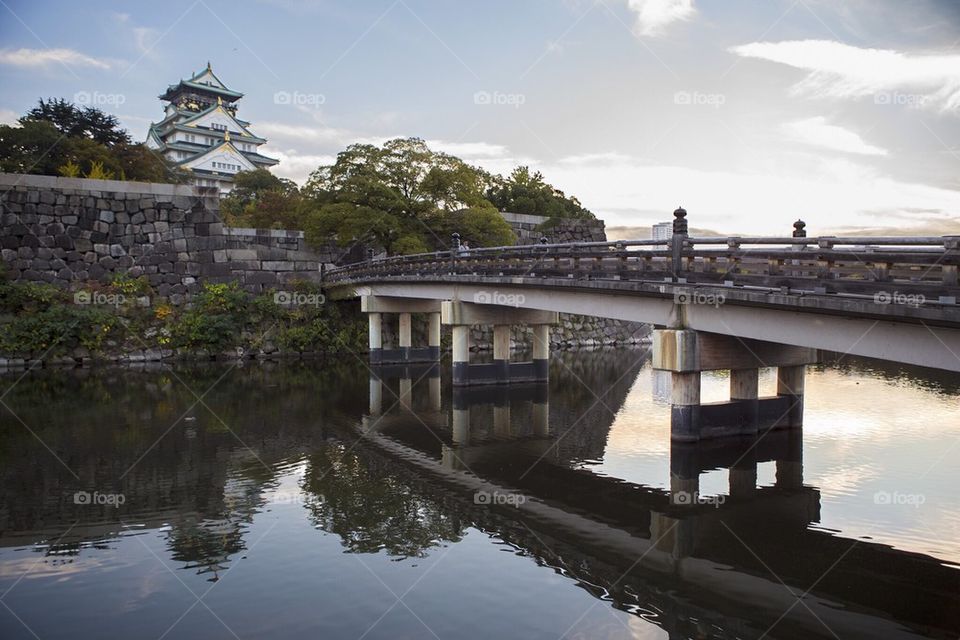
[
  {"x1": 360, "y1": 356, "x2": 959, "y2": 640},
  {"x1": 1, "y1": 357, "x2": 958, "y2": 639}
]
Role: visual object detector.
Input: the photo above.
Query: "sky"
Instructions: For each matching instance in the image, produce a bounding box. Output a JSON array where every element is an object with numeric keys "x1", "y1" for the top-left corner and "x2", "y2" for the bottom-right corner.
[{"x1": 1, "y1": 0, "x2": 959, "y2": 235}]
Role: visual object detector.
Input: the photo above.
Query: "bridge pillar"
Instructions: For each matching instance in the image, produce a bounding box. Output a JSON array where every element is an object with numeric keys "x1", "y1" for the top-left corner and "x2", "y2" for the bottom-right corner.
[
  {"x1": 362, "y1": 296, "x2": 443, "y2": 364},
  {"x1": 730, "y1": 368, "x2": 760, "y2": 435},
  {"x1": 777, "y1": 365, "x2": 805, "y2": 427},
  {"x1": 654, "y1": 329, "x2": 817, "y2": 441},
  {"x1": 442, "y1": 301, "x2": 558, "y2": 386},
  {"x1": 398, "y1": 312, "x2": 412, "y2": 359},
  {"x1": 428, "y1": 312, "x2": 441, "y2": 361},
  {"x1": 368, "y1": 313, "x2": 383, "y2": 363}
]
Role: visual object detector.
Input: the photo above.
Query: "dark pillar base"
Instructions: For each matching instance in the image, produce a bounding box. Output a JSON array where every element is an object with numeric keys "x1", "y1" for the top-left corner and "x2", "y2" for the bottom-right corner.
[
  {"x1": 671, "y1": 395, "x2": 803, "y2": 442},
  {"x1": 452, "y1": 360, "x2": 550, "y2": 386},
  {"x1": 371, "y1": 346, "x2": 441, "y2": 365}
]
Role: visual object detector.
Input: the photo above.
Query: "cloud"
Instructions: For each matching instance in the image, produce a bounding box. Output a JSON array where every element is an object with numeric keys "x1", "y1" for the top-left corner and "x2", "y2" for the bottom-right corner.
[
  {"x1": 427, "y1": 140, "x2": 510, "y2": 158},
  {"x1": 0, "y1": 109, "x2": 18, "y2": 126},
  {"x1": 627, "y1": 0, "x2": 696, "y2": 36},
  {"x1": 781, "y1": 116, "x2": 887, "y2": 156},
  {"x1": 263, "y1": 148, "x2": 336, "y2": 184},
  {"x1": 527, "y1": 152, "x2": 960, "y2": 235},
  {"x1": 0, "y1": 48, "x2": 112, "y2": 70},
  {"x1": 730, "y1": 39, "x2": 960, "y2": 113},
  {"x1": 256, "y1": 122, "x2": 350, "y2": 144}
]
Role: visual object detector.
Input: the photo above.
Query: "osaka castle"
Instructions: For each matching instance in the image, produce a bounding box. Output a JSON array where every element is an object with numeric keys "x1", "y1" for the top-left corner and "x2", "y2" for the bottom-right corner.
[{"x1": 145, "y1": 63, "x2": 278, "y2": 193}]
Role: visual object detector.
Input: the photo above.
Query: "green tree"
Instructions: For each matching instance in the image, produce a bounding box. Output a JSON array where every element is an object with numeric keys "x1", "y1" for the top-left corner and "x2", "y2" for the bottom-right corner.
[
  {"x1": 0, "y1": 99, "x2": 174, "y2": 182},
  {"x1": 221, "y1": 168, "x2": 304, "y2": 228},
  {"x1": 303, "y1": 137, "x2": 516, "y2": 254},
  {"x1": 22, "y1": 98, "x2": 130, "y2": 146},
  {"x1": 486, "y1": 165, "x2": 594, "y2": 220}
]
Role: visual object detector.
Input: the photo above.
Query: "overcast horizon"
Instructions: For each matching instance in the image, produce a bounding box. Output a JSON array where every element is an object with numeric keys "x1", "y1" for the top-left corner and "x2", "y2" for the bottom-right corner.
[{"x1": 2, "y1": 0, "x2": 959, "y2": 235}]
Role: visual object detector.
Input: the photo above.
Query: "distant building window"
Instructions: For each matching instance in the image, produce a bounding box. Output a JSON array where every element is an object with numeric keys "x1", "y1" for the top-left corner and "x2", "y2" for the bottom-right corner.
[{"x1": 211, "y1": 123, "x2": 227, "y2": 131}]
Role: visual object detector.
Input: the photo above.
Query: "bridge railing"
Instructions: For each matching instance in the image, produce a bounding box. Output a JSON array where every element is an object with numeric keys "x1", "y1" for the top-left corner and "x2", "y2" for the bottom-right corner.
[{"x1": 325, "y1": 235, "x2": 960, "y2": 305}]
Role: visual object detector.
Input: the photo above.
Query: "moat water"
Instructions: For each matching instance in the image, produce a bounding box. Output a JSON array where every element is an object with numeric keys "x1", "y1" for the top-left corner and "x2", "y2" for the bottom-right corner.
[{"x1": 1, "y1": 350, "x2": 958, "y2": 639}]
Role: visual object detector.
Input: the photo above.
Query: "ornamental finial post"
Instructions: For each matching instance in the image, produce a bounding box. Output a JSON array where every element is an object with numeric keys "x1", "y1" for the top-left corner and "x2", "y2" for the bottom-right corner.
[
  {"x1": 673, "y1": 206, "x2": 688, "y2": 236},
  {"x1": 793, "y1": 219, "x2": 807, "y2": 238}
]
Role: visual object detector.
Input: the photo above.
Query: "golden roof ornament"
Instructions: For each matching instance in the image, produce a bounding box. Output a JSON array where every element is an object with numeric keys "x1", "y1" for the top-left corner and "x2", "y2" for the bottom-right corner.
[{"x1": 224, "y1": 130, "x2": 230, "y2": 142}]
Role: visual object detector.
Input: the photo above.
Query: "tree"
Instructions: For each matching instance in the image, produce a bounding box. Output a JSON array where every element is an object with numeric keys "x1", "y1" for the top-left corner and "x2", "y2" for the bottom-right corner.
[
  {"x1": 220, "y1": 168, "x2": 303, "y2": 228},
  {"x1": 486, "y1": 165, "x2": 594, "y2": 220},
  {"x1": 22, "y1": 98, "x2": 130, "y2": 146},
  {"x1": 302, "y1": 137, "x2": 516, "y2": 255},
  {"x1": 0, "y1": 99, "x2": 174, "y2": 182}
]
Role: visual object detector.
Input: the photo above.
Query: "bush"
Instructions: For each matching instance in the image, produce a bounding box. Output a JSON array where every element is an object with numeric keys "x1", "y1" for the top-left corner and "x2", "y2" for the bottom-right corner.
[{"x1": 0, "y1": 305, "x2": 119, "y2": 356}]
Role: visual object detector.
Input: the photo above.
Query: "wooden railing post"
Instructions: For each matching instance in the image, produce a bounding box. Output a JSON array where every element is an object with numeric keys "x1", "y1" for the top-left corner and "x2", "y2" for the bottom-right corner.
[{"x1": 672, "y1": 206, "x2": 688, "y2": 282}]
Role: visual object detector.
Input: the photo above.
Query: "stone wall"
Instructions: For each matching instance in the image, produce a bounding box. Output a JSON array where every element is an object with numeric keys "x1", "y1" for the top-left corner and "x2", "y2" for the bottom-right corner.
[
  {"x1": 0, "y1": 173, "x2": 339, "y2": 303},
  {"x1": 499, "y1": 211, "x2": 606, "y2": 244}
]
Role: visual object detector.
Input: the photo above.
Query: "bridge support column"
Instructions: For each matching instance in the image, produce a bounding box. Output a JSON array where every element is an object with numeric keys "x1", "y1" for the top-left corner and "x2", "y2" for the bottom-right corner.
[
  {"x1": 654, "y1": 329, "x2": 817, "y2": 442},
  {"x1": 777, "y1": 365, "x2": 805, "y2": 428},
  {"x1": 493, "y1": 325, "x2": 511, "y2": 383},
  {"x1": 428, "y1": 312, "x2": 441, "y2": 361},
  {"x1": 362, "y1": 296, "x2": 442, "y2": 365},
  {"x1": 533, "y1": 324, "x2": 550, "y2": 380},
  {"x1": 452, "y1": 325, "x2": 471, "y2": 386},
  {"x1": 730, "y1": 368, "x2": 760, "y2": 435},
  {"x1": 442, "y1": 301, "x2": 558, "y2": 386},
  {"x1": 368, "y1": 313, "x2": 383, "y2": 364},
  {"x1": 398, "y1": 312, "x2": 412, "y2": 360}
]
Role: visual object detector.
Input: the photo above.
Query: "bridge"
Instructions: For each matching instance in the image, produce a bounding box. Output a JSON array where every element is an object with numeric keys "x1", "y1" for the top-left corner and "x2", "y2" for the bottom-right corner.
[{"x1": 325, "y1": 208, "x2": 960, "y2": 441}]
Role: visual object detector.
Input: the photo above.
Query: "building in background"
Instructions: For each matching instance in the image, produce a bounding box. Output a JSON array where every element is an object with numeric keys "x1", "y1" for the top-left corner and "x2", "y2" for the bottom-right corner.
[{"x1": 146, "y1": 63, "x2": 278, "y2": 193}]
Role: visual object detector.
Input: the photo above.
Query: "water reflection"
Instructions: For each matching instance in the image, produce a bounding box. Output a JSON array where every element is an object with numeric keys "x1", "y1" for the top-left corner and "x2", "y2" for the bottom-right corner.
[{"x1": 0, "y1": 351, "x2": 957, "y2": 639}]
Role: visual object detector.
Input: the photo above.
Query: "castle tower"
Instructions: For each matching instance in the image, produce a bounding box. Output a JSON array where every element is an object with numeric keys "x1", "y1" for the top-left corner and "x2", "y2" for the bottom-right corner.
[{"x1": 146, "y1": 62, "x2": 278, "y2": 193}]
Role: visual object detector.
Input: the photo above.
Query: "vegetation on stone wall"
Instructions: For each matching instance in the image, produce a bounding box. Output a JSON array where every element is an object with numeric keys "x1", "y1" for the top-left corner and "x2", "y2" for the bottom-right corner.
[
  {"x1": 0, "y1": 99, "x2": 182, "y2": 183},
  {"x1": 0, "y1": 267, "x2": 366, "y2": 362}
]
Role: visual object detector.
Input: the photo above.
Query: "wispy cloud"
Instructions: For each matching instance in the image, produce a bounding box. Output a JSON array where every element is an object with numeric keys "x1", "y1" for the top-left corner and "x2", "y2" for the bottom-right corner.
[
  {"x1": 730, "y1": 39, "x2": 960, "y2": 113},
  {"x1": 781, "y1": 116, "x2": 887, "y2": 156},
  {"x1": 0, "y1": 47, "x2": 112, "y2": 70},
  {"x1": 627, "y1": 0, "x2": 696, "y2": 37}
]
